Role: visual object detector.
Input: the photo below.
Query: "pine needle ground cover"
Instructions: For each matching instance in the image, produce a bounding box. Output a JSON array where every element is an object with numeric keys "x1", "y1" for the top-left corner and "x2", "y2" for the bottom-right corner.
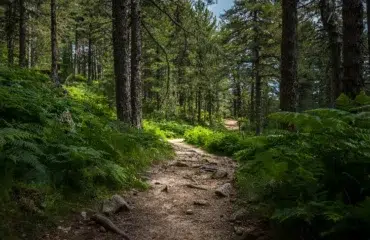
[{"x1": 0, "y1": 67, "x2": 173, "y2": 238}]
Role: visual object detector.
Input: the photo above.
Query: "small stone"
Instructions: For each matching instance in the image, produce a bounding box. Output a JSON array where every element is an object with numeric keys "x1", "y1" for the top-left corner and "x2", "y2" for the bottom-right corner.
[
  {"x1": 81, "y1": 211, "x2": 87, "y2": 220},
  {"x1": 57, "y1": 226, "x2": 71, "y2": 234},
  {"x1": 232, "y1": 227, "x2": 259, "y2": 240},
  {"x1": 88, "y1": 220, "x2": 95, "y2": 225},
  {"x1": 186, "y1": 209, "x2": 194, "y2": 215},
  {"x1": 99, "y1": 226, "x2": 106, "y2": 232},
  {"x1": 155, "y1": 181, "x2": 161, "y2": 185},
  {"x1": 215, "y1": 183, "x2": 232, "y2": 197},
  {"x1": 173, "y1": 161, "x2": 189, "y2": 167},
  {"x1": 230, "y1": 209, "x2": 247, "y2": 222},
  {"x1": 101, "y1": 195, "x2": 131, "y2": 215},
  {"x1": 212, "y1": 169, "x2": 228, "y2": 179},
  {"x1": 193, "y1": 200, "x2": 209, "y2": 206},
  {"x1": 234, "y1": 226, "x2": 245, "y2": 236}
]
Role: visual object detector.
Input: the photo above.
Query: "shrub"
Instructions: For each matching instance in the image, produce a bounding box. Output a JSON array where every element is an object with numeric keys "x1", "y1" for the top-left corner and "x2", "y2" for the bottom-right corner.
[
  {"x1": 184, "y1": 126, "x2": 213, "y2": 146},
  {"x1": 235, "y1": 101, "x2": 370, "y2": 239},
  {"x1": 144, "y1": 120, "x2": 193, "y2": 139},
  {"x1": 65, "y1": 73, "x2": 87, "y2": 84},
  {"x1": 0, "y1": 67, "x2": 173, "y2": 237}
]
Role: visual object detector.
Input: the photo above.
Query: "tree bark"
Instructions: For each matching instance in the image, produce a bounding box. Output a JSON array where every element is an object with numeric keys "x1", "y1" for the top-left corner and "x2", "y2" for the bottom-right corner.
[
  {"x1": 368, "y1": 0, "x2": 370, "y2": 81},
  {"x1": 51, "y1": 0, "x2": 59, "y2": 85},
  {"x1": 253, "y1": 11, "x2": 262, "y2": 136},
  {"x1": 112, "y1": 0, "x2": 131, "y2": 123},
  {"x1": 19, "y1": 0, "x2": 27, "y2": 68},
  {"x1": 250, "y1": 81, "x2": 255, "y2": 125},
  {"x1": 6, "y1": 0, "x2": 15, "y2": 66},
  {"x1": 197, "y1": 90, "x2": 201, "y2": 123},
  {"x1": 88, "y1": 24, "x2": 93, "y2": 84},
  {"x1": 280, "y1": 0, "x2": 298, "y2": 112},
  {"x1": 131, "y1": 0, "x2": 143, "y2": 128},
  {"x1": 319, "y1": 0, "x2": 342, "y2": 106},
  {"x1": 342, "y1": 0, "x2": 364, "y2": 99}
]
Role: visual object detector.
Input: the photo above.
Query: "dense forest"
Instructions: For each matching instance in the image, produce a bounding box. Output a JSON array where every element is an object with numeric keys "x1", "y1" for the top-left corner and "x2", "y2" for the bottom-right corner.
[{"x1": 1, "y1": 0, "x2": 370, "y2": 239}]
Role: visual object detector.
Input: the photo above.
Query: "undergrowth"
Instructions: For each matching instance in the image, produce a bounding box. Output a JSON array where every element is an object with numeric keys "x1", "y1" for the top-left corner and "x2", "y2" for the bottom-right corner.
[
  {"x1": 184, "y1": 126, "x2": 251, "y2": 156},
  {"x1": 183, "y1": 92, "x2": 370, "y2": 239},
  {"x1": 143, "y1": 120, "x2": 193, "y2": 139},
  {"x1": 0, "y1": 67, "x2": 173, "y2": 238}
]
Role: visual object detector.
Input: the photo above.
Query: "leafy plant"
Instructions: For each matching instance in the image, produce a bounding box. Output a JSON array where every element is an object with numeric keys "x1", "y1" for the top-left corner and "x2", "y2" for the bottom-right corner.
[{"x1": 235, "y1": 95, "x2": 370, "y2": 239}]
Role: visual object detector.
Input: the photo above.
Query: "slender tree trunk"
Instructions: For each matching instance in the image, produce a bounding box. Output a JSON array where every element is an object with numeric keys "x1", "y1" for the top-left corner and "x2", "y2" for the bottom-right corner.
[
  {"x1": 6, "y1": 0, "x2": 15, "y2": 66},
  {"x1": 255, "y1": 54, "x2": 262, "y2": 135},
  {"x1": 74, "y1": 24, "x2": 79, "y2": 76},
  {"x1": 197, "y1": 90, "x2": 201, "y2": 123},
  {"x1": 19, "y1": 0, "x2": 27, "y2": 68},
  {"x1": 368, "y1": 0, "x2": 370, "y2": 79},
  {"x1": 51, "y1": 0, "x2": 59, "y2": 85},
  {"x1": 280, "y1": 0, "x2": 298, "y2": 111},
  {"x1": 253, "y1": 11, "x2": 262, "y2": 136},
  {"x1": 342, "y1": 0, "x2": 364, "y2": 99},
  {"x1": 131, "y1": 0, "x2": 142, "y2": 128},
  {"x1": 82, "y1": 43, "x2": 87, "y2": 76},
  {"x1": 112, "y1": 0, "x2": 131, "y2": 123},
  {"x1": 320, "y1": 0, "x2": 342, "y2": 106},
  {"x1": 250, "y1": 81, "x2": 255, "y2": 125},
  {"x1": 88, "y1": 24, "x2": 93, "y2": 84}
]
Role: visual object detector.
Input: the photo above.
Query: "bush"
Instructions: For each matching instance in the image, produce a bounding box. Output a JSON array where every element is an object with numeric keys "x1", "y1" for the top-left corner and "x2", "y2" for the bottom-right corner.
[
  {"x1": 65, "y1": 73, "x2": 87, "y2": 83},
  {"x1": 184, "y1": 126, "x2": 252, "y2": 156},
  {"x1": 184, "y1": 126, "x2": 214, "y2": 146},
  {"x1": 144, "y1": 120, "x2": 193, "y2": 139},
  {"x1": 0, "y1": 67, "x2": 173, "y2": 237},
  {"x1": 235, "y1": 96, "x2": 370, "y2": 239}
]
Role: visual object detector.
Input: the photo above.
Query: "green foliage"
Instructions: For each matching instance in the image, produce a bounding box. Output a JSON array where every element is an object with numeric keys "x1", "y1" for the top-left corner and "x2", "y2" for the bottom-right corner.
[
  {"x1": 65, "y1": 74, "x2": 88, "y2": 84},
  {"x1": 235, "y1": 98, "x2": 370, "y2": 239},
  {"x1": 0, "y1": 67, "x2": 173, "y2": 237},
  {"x1": 143, "y1": 120, "x2": 193, "y2": 139},
  {"x1": 184, "y1": 126, "x2": 252, "y2": 156},
  {"x1": 184, "y1": 126, "x2": 214, "y2": 146}
]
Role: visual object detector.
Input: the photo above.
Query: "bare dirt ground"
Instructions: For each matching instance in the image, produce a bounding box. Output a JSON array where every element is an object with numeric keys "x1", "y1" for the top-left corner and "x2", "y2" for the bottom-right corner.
[
  {"x1": 224, "y1": 119, "x2": 239, "y2": 131},
  {"x1": 44, "y1": 139, "x2": 266, "y2": 240}
]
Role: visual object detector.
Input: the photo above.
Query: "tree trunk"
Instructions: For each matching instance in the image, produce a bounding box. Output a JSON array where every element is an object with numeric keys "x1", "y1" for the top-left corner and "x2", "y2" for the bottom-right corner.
[
  {"x1": 342, "y1": 0, "x2": 364, "y2": 99},
  {"x1": 50, "y1": 0, "x2": 59, "y2": 85},
  {"x1": 255, "y1": 54, "x2": 262, "y2": 135},
  {"x1": 88, "y1": 25, "x2": 93, "y2": 84},
  {"x1": 253, "y1": 11, "x2": 262, "y2": 136},
  {"x1": 197, "y1": 90, "x2": 201, "y2": 123},
  {"x1": 280, "y1": 0, "x2": 298, "y2": 112},
  {"x1": 368, "y1": 0, "x2": 370, "y2": 82},
  {"x1": 74, "y1": 24, "x2": 79, "y2": 76},
  {"x1": 112, "y1": 0, "x2": 131, "y2": 123},
  {"x1": 131, "y1": 0, "x2": 143, "y2": 129},
  {"x1": 250, "y1": 81, "x2": 255, "y2": 125},
  {"x1": 19, "y1": 0, "x2": 27, "y2": 68},
  {"x1": 320, "y1": 0, "x2": 342, "y2": 106},
  {"x1": 6, "y1": 0, "x2": 15, "y2": 66}
]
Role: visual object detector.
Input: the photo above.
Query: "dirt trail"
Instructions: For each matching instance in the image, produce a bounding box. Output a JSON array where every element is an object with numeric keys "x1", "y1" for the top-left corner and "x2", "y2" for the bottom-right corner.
[
  {"x1": 46, "y1": 139, "x2": 238, "y2": 240},
  {"x1": 224, "y1": 119, "x2": 239, "y2": 131},
  {"x1": 126, "y1": 139, "x2": 237, "y2": 240}
]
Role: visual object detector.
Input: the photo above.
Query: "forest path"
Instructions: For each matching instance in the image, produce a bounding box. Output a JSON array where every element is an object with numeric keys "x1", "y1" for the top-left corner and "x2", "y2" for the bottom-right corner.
[
  {"x1": 125, "y1": 139, "x2": 237, "y2": 240},
  {"x1": 46, "y1": 139, "x2": 238, "y2": 240},
  {"x1": 224, "y1": 119, "x2": 239, "y2": 130}
]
